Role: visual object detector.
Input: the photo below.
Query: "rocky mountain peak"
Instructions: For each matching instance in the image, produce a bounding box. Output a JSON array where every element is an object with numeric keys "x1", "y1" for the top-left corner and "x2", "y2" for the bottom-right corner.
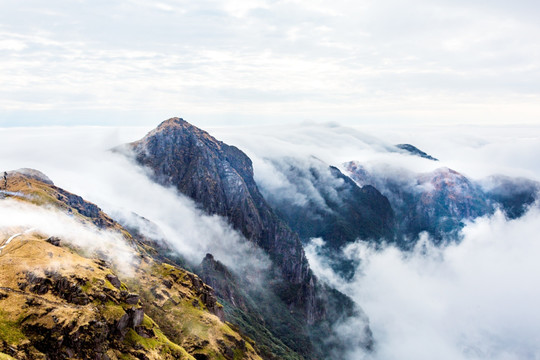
[
  {"x1": 128, "y1": 118, "x2": 308, "y2": 287},
  {"x1": 125, "y1": 118, "x2": 371, "y2": 358},
  {"x1": 143, "y1": 117, "x2": 226, "y2": 153},
  {"x1": 396, "y1": 143, "x2": 439, "y2": 161}
]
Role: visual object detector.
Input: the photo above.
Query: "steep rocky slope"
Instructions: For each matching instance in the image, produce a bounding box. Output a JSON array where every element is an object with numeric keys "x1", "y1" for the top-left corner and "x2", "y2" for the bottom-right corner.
[
  {"x1": 396, "y1": 144, "x2": 438, "y2": 161},
  {"x1": 256, "y1": 157, "x2": 395, "y2": 278},
  {"x1": 125, "y1": 119, "x2": 312, "y2": 298},
  {"x1": 0, "y1": 170, "x2": 262, "y2": 360},
  {"x1": 345, "y1": 162, "x2": 538, "y2": 247},
  {"x1": 123, "y1": 118, "x2": 372, "y2": 359},
  {"x1": 259, "y1": 158, "x2": 395, "y2": 249}
]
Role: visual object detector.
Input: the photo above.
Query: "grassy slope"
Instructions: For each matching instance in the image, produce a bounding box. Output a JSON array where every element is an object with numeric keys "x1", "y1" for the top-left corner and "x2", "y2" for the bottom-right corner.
[{"x1": 0, "y1": 172, "x2": 262, "y2": 360}]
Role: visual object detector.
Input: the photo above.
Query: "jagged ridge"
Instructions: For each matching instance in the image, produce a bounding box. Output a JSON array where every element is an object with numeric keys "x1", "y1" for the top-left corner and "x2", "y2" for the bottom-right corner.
[{"x1": 124, "y1": 118, "x2": 373, "y2": 359}]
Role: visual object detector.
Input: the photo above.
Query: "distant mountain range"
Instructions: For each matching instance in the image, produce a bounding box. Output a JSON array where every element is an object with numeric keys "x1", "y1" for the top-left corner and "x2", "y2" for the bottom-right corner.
[{"x1": 1, "y1": 118, "x2": 537, "y2": 360}]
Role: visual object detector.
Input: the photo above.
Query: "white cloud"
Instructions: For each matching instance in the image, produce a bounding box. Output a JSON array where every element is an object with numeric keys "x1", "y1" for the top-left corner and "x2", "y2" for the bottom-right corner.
[
  {"x1": 0, "y1": 199, "x2": 136, "y2": 275},
  {"x1": 1, "y1": 0, "x2": 540, "y2": 125},
  {"x1": 0, "y1": 126, "x2": 271, "y2": 277},
  {"x1": 1, "y1": 122, "x2": 540, "y2": 359},
  {"x1": 0, "y1": 39, "x2": 27, "y2": 51},
  {"x1": 306, "y1": 207, "x2": 540, "y2": 359}
]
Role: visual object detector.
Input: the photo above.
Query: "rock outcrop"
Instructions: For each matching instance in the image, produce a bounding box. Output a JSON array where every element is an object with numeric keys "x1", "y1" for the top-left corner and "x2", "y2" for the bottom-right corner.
[
  {"x1": 0, "y1": 170, "x2": 262, "y2": 360},
  {"x1": 126, "y1": 118, "x2": 319, "y2": 318},
  {"x1": 124, "y1": 118, "x2": 373, "y2": 359},
  {"x1": 345, "y1": 162, "x2": 510, "y2": 246}
]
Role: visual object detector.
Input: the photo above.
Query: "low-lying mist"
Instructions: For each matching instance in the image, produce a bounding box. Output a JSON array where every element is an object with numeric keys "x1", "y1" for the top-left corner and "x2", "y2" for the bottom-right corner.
[
  {"x1": 0, "y1": 126, "x2": 271, "y2": 277},
  {"x1": 0, "y1": 199, "x2": 135, "y2": 275},
  {"x1": 307, "y1": 206, "x2": 540, "y2": 360},
  {"x1": 1, "y1": 121, "x2": 539, "y2": 359}
]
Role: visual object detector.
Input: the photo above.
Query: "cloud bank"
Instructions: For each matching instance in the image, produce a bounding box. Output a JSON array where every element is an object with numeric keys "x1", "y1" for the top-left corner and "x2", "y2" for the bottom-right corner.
[
  {"x1": 1, "y1": 122, "x2": 539, "y2": 359},
  {"x1": 0, "y1": 199, "x2": 135, "y2": 275},
  {"x1": 307, "y1": 207, "x2": 540, "y2": 360}
]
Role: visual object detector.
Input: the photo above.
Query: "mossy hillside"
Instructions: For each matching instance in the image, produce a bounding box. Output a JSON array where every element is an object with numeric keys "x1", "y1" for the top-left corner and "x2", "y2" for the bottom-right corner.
[
  {"x1": 0, "y1": 233, "x2": 258, "y2": 359},
  {"x1": 123, "y1": 328, "x2": 194, "y2": 360},
  {"x1": 128, "y1": 261, "x2": 261, "y2": 360},
  {"x1": 0, "y1": 240, "x2": 260, "y2": 359},
  {"x1": 0, "y1": 171, "x2": 264, "y2": 359},
  {"x1": 0, "y1": 353, "x2": 17, "y2": 360},
  {"x1": 0, "y1": 310, "x2": 26, "y2": 345}
]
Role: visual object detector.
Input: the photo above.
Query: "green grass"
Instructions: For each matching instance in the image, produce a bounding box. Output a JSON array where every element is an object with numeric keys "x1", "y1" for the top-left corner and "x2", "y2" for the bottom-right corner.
[
  {"x1": 101, "y1": 302, "x2": 126, "y2": 321},
  {"x1": 0, "y1": 311, "x2": 26, "y2": 344},
  {"x1": 0, "y1": 353, "x2": 17, "y2": 360},
  {"x1": 123, "y1": 327, "x2": 194, "y2": 360}
]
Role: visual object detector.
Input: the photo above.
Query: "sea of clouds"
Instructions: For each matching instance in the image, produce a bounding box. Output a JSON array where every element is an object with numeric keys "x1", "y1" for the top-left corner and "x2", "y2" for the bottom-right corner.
[
  {"x1": 0, "y1": 121, "x2": 539, "y2": 359},
  {"x1": 213, "y1": 122, "x2": 540, "y2": 360}
]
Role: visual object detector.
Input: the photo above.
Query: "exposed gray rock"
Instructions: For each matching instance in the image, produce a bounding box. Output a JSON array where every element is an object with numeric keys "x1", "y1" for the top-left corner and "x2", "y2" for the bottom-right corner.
[
  {"x1": 9, "y1": 168, "x2": 55, "y2": 185},
  {"x1": 106, "y1": 274, "x2": 122, "y2": 289},
  {"x1": 124, "y1": 118, "x2": 373, "y2": 358}
]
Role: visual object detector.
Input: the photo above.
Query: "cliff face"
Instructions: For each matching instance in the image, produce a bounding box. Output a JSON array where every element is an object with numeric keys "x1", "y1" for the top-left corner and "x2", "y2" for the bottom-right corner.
[
  {"x1": 128, "y1": 118, "x2": 313, "y2": 316},
  {"x1": 260, "y1": 158, "x2": 395, "y2": 249},
  {"x1": 125, "y1": 118, "x2": 372, "y2": 358},
  {"x1": 0, "y1": 170, "x2": 262, "y2": 360},
  {"x1": 346, "y1": 162, "x2": 494, "y2": 246}
]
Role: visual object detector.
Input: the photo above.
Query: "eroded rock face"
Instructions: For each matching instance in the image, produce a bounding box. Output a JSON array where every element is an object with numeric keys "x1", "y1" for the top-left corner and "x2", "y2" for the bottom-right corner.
[
  {"x1": 346, "y1": 163, "x2": 493, "y2": 246},
  {"x1": 127, "y1": 118, "x2": 315, "y2": 317},
  {"x1": 125, "y1": 118, "x2": 373, "y2": 358},
  {"x1": 23, "y1": 319, "x2": 113, "y2": 360},
  {"x1": 183, "y1": 271, "x2": 225, "y2": 320},
  {"x1": 116, "y1": 307, "x2": 144, "y2": 335},
  {"x1": 20, "y1": 271, "x2": 90, "y2": 305},
  {"x1": 198, "y1": 253, "x2": 247, "y2": 311}
]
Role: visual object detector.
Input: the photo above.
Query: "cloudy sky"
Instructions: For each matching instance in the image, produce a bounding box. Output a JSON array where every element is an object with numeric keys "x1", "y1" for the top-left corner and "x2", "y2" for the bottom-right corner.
[{"x1": 1, "y1": 0, "x2": 540, "y2": 127}]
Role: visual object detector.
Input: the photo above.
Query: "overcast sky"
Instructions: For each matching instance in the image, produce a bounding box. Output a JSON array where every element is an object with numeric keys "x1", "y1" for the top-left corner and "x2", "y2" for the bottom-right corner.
[{"x1": 1, "y1": 0, "x2": 540, "y2": 127}]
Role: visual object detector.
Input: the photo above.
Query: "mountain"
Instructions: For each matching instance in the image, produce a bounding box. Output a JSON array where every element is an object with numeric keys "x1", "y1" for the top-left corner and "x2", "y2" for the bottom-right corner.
[
  {"x1": 254, "y1": 157, "x2": 395, "y2": 278},
  {"x1": 0, "y1": 170, "x2": 262, "y2": 360},
  {"x1": 481, "y1": 175, "x2": 540, "y2": 219},
  {"x1": 122, "y1": 118, "x2": 373, "y2": 359},
  {"x1": 346, "y1": 162, "x2": 490, "y2": 246},
  {"x1": 345, "y1": 162, "x2": 539, "y2": 247},
  {"x1": 126, "y1": 118, "x2": 310, "y2": 294},
  {"x1": 396, "y1": 144, "x2": 438, "y2": 161},
  {"x1": 259, "y1": 158, "x2": 395, "y2": 249}
]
